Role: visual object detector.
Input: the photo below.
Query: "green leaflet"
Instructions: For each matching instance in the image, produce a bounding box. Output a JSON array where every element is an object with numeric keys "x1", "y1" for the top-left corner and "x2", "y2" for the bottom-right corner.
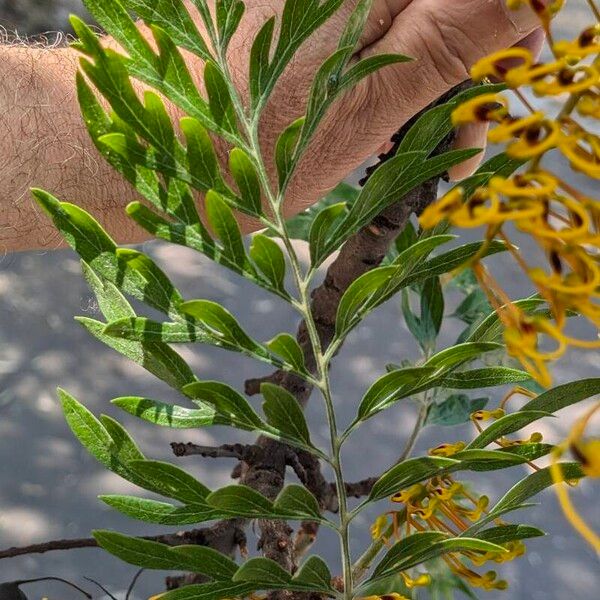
[
  {"x1": 440, "y1": 367, "x2": 531, "y2": 389},
  {"x1": 229, "y1": 148, "x2": 263, "y2": 215},
  {"x1": 180, "y1": 300, "x2": 276, "y2": 362},
  {"x1": 205, "y1": 190, "x2": 249, "y2": 270},
  {"x1": 126, "y1": 202, "x2": 290, "y2": 300},
  {"x1": 100, "y1": 495, "x2": 219, "y2": 526},
  {"x1": 356, "y1": 367, "x2": 438, "y2": 422},
  {"x1": 249, "y1": 0, "x2": 346, "y2": 110},
  {"x1": 250, "y1": 235, "x2": 287, "y2": 293},
  {"x1": 77, "y1": 2, "x2": 234, "y2": 141},
  {"x1": 183, "y1": 381, "x2": 265, "y2": 430},
  {"x1": 402, "y1": 276, "x2": 444, "y2": 353},
  {"x1": 94, "y1": 530, "x2": 202, "y2": 571},
  {"x1": 309, "y1": 202, "x2": 348, "y2": 267},
  {"x1": 112, "y1": 397, "x2": 227, "y2": 428},
  {"x1": 233, "y1": 558, "x2": 292, "y2": 586},
  {"x1": 33, "y1": 190, "x2": 184, "y2": 317},
  {"x1": 170, "y1": 545, "x2": 239, "y2": 580},
  {"x1": 466, "y1": 463, "x2": 585, "y2": 532},
  {"x1": 78, "y1": 318, "x2": 196, "y2": 392},
  {"x1": 367, "y1": 532, "x2": 506, "y2": 583},
  {"x1": 521, "y1": 378, "x2": 600, "y2": 414},
  {"x1": 126, "y1": 459, "x2": 211, "y2": 504},
  {"x1": 206, "y1": 484, "x2": 324, "y2": 522},
  {"x1": 123, "y1": 0, "x2": 212, "y2": 60},
  {"x1": 467, "y1": 411, "x2": 554, "y2": 449},
  {"x1": 204, "y1": 60, "x2": 238, "y2": 134},
  {"x1": 325, "y1": 148, "x2": 480, "y2": 255},
  {"x1": 262, "y1": 383, "x2": 312, "y2": 446},
  {"x1": 275, "y1": 117, "x2": 305, "y2": 188},
  {"x1": 335, "y1": 235, "x2": 455, "y2": 336},
  {"x1": 368, "y1": 450, "x2": 528, "y2": 503},
  {"x1": 159, "y1": 582, "x2": 257, "y2": 600},
  {"x1": 266, "y1": 333, "x2": 308, "y2": 375}
]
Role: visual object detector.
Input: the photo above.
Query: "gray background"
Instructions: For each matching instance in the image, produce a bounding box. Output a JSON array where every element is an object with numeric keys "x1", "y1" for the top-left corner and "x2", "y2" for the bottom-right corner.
[{"x1": 0, "y1": 2, "x2": 598, "y2": 599}]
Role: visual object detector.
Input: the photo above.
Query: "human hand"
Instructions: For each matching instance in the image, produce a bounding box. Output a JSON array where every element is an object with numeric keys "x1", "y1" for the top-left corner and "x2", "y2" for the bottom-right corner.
[{"x1": 227, "y1": 0, "x2": 544, "y2": 218}]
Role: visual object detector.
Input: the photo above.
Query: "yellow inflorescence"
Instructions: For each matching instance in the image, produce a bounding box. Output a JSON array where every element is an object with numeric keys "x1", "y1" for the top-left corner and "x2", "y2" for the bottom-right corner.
[
  {"x1": 550, "y1": 402, "x2": 600, "y2": 552},
  {"x1": 420, "y1": 0, "x2": 600, "y2": 388},
  {"x1": 371, "y1": 472, "x2": 520, "y2": 592}
]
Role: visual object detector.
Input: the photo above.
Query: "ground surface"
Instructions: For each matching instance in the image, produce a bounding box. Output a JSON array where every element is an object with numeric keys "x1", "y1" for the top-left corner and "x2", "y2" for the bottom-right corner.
[{"x1": 0, "y1": 2, "x2": 598, "y2": 599}]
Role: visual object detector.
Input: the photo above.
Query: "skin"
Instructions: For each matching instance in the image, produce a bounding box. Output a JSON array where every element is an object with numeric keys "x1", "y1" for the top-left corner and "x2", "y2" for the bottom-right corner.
[{"x1": 0, "y1": 0, "x2": 545, "y2": 252}]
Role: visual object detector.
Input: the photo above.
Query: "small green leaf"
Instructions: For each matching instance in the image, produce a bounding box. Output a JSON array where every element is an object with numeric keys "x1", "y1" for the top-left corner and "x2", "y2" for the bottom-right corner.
[
  {"x1": 183, "y1": 381, "x2": 264, "y2": 430},
  {"x1": 159, "y1": 582, "x2": 257, "y2": 600},
  {"x1": 266, "y1": 333, "x2": 307, "y2": 374},
  {"x1": 206, "y1": 485, "x2": 274, "y2": 516},
  {"x1": 369, "y1": 457, "x2": 460, "y2": 502},
  {"x1": 441, "y1": 367, "x2": 531, "y2": 389},
  {"x1": 356, "y1": 367, "x2": 437, "y2": 422},
  {"x1": 475, "y1": 524, "x2": 545, "y2": 545},
  {"x1": 521, "y1": 378, "x2": 600, "y2": 414},
  {"x1": 229, "y1": 148, "x2": 263, "y2": 215},
  {"x1": 293, "y1": 556, "x2": 334, "y2": 592},
  {"x1": 250, "y1": 234, "x2": 287, "y2": 292},
  {"x1": 179, "y1": 300, "x2": 268, "y2": 357},
  {"x1": 101, "y1": 495, "x2": 217, "y2": 526},
  {"x1": 233, "y1": 558, "x2": 292, "y2": 586},
  {"x1": 336, "y1": 266, "x2": 397, "y2": 335},
  {"x1": 93, "y1": 530, "x2": 188, "y2": 570},
  {"x1": 205, "y1": 190, "x2": 248, "y2": 269},
  {"x1": 274, "y1": 485, "x2": 321, "y2": 520},
  {"x1": 262, "y1": 383, "x2": 311, "y2": 445},
  {"x1": 127, "y1": 459, "x2": 211, "y2": 504},
  {"x1": 81, "y1": 261, "x2": 134, "y2": 321},
  {"x1": 275, "y1": 117, "x2": 305, "y2": 188},
  {"x1": 170, "y1": 545, "x2": 240, "y2": 580},
  {"x1": 112, "y1": 397, "x2": 225, "y2": 429},
  {"x1": 469, "y1": 463, "x2": 585, "y2": 531},
  {"x1": 282, "y1": 182, "x2": 359, "y2": 241},
  {"x1": 181, "y1": 116, "x2": 225, "y2": 194},
  {"x1": 309, "y1": 202, "x2": 347, "y2": 266},
  {"x1": 425, "y1": 342, "x2": 503, "y2": 370},
  {"x1": 371, "y1": 532, "x2": 449, "y2": 579},
  {"x1": 204, "y1": 60, "x2": 237, "y2": 133},
  {"x1": 216, "y1": 0, "x2": 245, "y2": 52}
]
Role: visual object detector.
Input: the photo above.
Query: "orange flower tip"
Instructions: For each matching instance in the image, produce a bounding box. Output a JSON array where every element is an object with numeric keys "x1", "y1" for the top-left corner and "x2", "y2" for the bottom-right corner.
[
  {"x1": 401, "y1": 572, "x2": 432, "y2": 588},
  {"x1": 429, "y1": 441, "x2": 466, "y2": 457},
  {"x1": 471, "y1": 408, "x2": 505, "y2": 421}
]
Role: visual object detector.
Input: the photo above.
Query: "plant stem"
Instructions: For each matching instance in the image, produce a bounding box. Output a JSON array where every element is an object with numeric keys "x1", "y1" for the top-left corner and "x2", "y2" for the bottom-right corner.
[
  {"x1": 215, "y1": 46, "x2": 355, "y2": 600},
  {"x1": 396, "y1": 402, "x2": 429, "y2": 463}
]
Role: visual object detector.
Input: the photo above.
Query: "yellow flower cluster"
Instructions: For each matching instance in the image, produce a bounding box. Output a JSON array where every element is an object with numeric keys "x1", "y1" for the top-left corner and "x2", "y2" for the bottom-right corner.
[
  {"x1": 366, "y1": 389, "x2": 568, "y2": 595},
  {"x1": 420, "y1": 1, "x2": 600, "y2": 387},
  {"x1": 370, "y1": 472, "x2": 523, "y2": 592}
]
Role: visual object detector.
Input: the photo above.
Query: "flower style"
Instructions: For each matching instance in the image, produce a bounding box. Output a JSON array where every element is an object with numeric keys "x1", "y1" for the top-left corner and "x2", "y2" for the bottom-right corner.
[{"x1": 550, "y1": 402, "x2": 600, "y2": 552}]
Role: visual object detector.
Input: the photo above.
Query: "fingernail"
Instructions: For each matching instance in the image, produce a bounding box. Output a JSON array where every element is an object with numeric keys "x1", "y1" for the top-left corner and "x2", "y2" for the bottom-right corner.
[{"x1": 503, "y1": 0, "x2": 546, "y2": 34}]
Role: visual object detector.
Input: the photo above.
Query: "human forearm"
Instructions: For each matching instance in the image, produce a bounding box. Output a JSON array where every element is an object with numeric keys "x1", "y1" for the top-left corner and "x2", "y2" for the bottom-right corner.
[{"x1": 0, "y1": 45, "x2": 145, "y2": 252}]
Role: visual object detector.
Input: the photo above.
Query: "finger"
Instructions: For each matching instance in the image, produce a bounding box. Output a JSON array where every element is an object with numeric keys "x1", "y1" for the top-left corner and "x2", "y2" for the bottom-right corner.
[
  {"x1": 448, "y1": 26, "x2": 546, "y2": 181},
  {"x1": 448, "y1": 123, "x2": 489, "y2": 181},
  {"x1": 359, "y1": 0, "x2": 543, "y2": 138}
]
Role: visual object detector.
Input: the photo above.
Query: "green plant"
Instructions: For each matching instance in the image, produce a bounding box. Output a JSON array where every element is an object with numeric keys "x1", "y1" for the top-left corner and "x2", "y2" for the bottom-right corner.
[{"x1": 5, "y1": 0, "x2": 599, "y2": 597}]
